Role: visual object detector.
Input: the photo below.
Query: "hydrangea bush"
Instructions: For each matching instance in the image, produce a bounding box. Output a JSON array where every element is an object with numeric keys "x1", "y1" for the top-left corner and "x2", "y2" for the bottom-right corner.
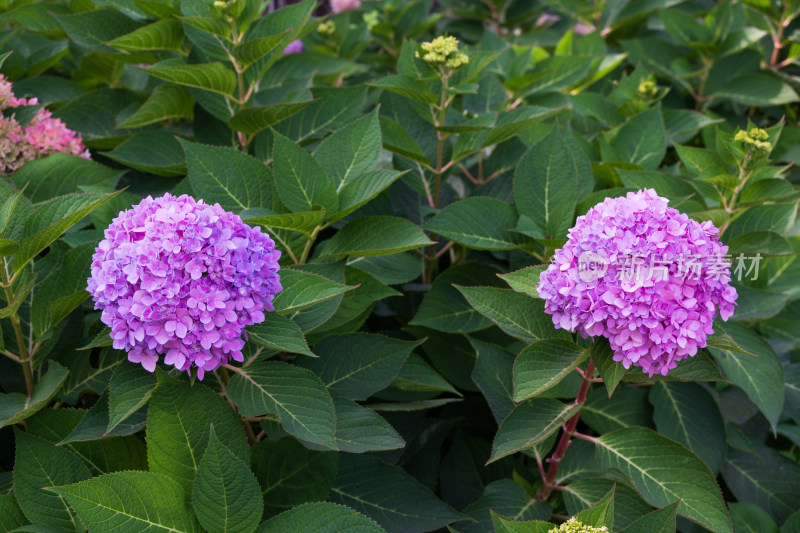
[{"x1": 0, "y1": 1, "x2": 798, "y2": 533}]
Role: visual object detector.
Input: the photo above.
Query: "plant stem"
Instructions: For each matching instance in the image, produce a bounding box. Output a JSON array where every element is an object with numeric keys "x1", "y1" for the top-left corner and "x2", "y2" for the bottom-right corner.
[
  {"x1": 1, "y1": 260, "x2": 33, "y2": 397},
  {"x1": 536, "y1": 359, "x2": 596, "y2": 501},
  {"x1": 218, "y1": 365, "x2": 258, "y2": 445},
  {"x1": 299, "y1": 225, "x2": 322, "y2": 264}
]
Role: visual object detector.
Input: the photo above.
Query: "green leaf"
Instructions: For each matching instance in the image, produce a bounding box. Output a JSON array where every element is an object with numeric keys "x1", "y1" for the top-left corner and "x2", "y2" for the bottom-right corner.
[
  {"x1": 498, "y1": 265, "x2": 546, "y2": 299},
  {"x1": 330, "y1": 454, "x2": 461, "y2": 532},
  {"x1": 181, "y1": 139, "x2": 275, "y2": 212},
  {"x1": 229, "y1": 101, "x2": 313, "y2": 136},
  {"x1": 561, "y1": 478, "x2": 652, "y2": 530},
  {"x1": 460, "y1": 480, "x2": 550, "y2": 533},
  {"x1": 315, "y1": 109, "x2": 382, "y2": 191},
  {"x1": 60, "y1": 391, "x2": 146, "y2": 444},
  {"x1": 491, "y1": 512, "x2": 554, "y2": 532},
  {"x1": 729, "y1": 231, "x2": 793, "y2": 257},
  {"x1": 334, "y1": 169, "x2": 408, "y2": 221},
  {"x1": 13, "y1": 429, "x2": 91, "y2": 532},
  {"x1": 425, "y1": 197, "x2": 524, "y2": 250},
  {"x1": 48, "y1": 471, "x2": 201, "y2": 532},
  {"x1": 117, "y1": 84, "x2": 194, "y2": 129},
  {"x1": 251, "y1": 436, "x2": 338, "y2": 511},
  {"x1": 594, "y1": 427, "x2": 732, "y2": 533},
  {"x1": 391, "y1": 354, "x2": 459, "y2": 395},
  {"x1": 0, "y1": 361, "x2": 69, "y2": 428},
  {"x1": 380, "y1": 115, "x2": 429, "y2": 164},
  {"x1": 11, "y1": 154, "x2": 123, "y2": 204},
  {"x1": 513, "y1": 124, "x2": 583, "y2": 240},
  {"x1": 601, "y1": 105, "x2": 667, "y2": 170},
  {"x1": 226, "y1": 361, "x2": 336, "y2": 448},
  {"x1": 456, "y1": 286, "x2": 569, "y2": 343},
  {"x1": 723, "y1": 445, "x2": 800, "y2": 525},
  {"x1": 56, "y1": 9, "x2": 141, "y2": 52},
  {"x1": 582, "y1": 386, "x2": 653, "y2": 435},
  {"x1": 575, "y1": 487, "x2": 615, "y2": 529},
  {"x1": 246, "y1": 313, "x2": 314, "y2": 357},
  {"x1": 618, "y1": 501, "x2": 680, "y2": 533},
  {"x1": 319, "y1": 216, "x2": 434, "y2": 259},
  {"x1": 330, "y1": 397, "x2": 404, "y2": 453},
  {"x1": 179, "y1": 16, "x2": 229, "y2": 37},
  {"x1": 147, "y1": 378, "x2": 249, "y2": 492},
  {"x1": 0, "y1": 238, "x2": 18, "y2": 257},
  {"x1": 649, "y1": 381, "x2": 726, "y2": 473},
  {"x1": 257, "y1": 502, "x2": 385, "y2": 533},
  {"x1": 233, "y1": 32, "x2": 288, "y2": 70},
  {"x1": 297, "y1": 333, "x2": 423, "y2": 400},
  {"x1": 729, "y1": 502, "x2": 779, "y2": 533},
  {"x1": 31, "y1": 241, "x2": 96, "y2": 338},
  {"x1": 192, "y1": 427, "x2": 263, "y2": 533},
  {"x1": 272, "y1": 268, "x2": 355, "y2": 314},
  {"x1": 709, "y1": 74, "x2": 798, "y2": 106},
  {"x1": 13, "y1": 190, "x2": 123, "y2": 272},
  {"x1": 370, "y1": 75, "x2": 438, "y2": 105},
  {"x1": 590, "y1": 339, "x2": 626, "y2": 397},
  {"x1": 469, "y1": 338, "x2": 515, "y2": 425},
  {"x1": 103, "y1": 132, "x2": 187, "y2": 177},
  {"x1": 0, "y1": 494, "x2": 27, "y2": 532},
  {"x1": 708, "y1": 323, "x2": 784, "y2": 429},
  {"x1": 513, "y1": 340, "x2": 589, "y2": 401},
  {"x1": 411, "y1": 264, "x2": 503, "y2": 333},
  {"x1": 489, "y1": 399, "x2": 581, "y2": 463},
  {"x1": 245, "y1": 211, "x2": 326, "y2": 237},
  {"x1": 107, "y1": 18, "x2": 183, "y2": 51},
  {"x1": 140, "y1": 63, "x2": 237, "y2": 97},
  {"x1": 277, "y1": 86, "x2": 366, "y2": 145},
  {"x1": 272, "y1": 130, "x2": 338, "y2": 213},
  {"x1": 107, "y1": 364, "x2": 157, "y2": 434}
]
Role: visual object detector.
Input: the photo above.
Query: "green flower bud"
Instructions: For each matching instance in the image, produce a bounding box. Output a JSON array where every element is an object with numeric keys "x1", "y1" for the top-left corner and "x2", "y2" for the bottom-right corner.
[
  {"x1": 734, "y1": 127, "x2": 772, "y2": 153},
  {"x1": 317, "y1": 20, "x2": 336, "y2": 36},
  {"x1": 550, "y1": 517, "x2": 609, "y2": 533},
  {"x1": 363, "y1": 10, "x2": 379, "y2": 31},
  {"x1": 417, "y1": 36, "x2": 469, "y2": 69},
  {"x1": 637, "y1": 79, "x2": 657, "y2": 99}
]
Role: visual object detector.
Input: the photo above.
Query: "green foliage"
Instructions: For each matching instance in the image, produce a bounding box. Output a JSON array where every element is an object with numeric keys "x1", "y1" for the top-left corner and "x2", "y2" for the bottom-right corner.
[{"x1": 1, "y1": 0, "x2": 799, "y2": 531}]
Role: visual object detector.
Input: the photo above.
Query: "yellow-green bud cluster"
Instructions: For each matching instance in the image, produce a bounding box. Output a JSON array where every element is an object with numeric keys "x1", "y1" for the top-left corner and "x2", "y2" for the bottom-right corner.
[
  {"x1": 363, "y1": 10, "x2": 379, "y2": 31},
  {"x1": 317, "y1": 20, "x2": 336, "y2": 36},
  {"x1": 416, "y1": 36, "x2": 469, "y2": 69},
  {"x1": 550, "y1": 517, "x2": 609, "y2": 533},
  {"x1": 734, "y1": 127, "x2": 772, "y2": 153},
  {"x1": 637, "y1": 79, "x2": 657, "y2": 99}
]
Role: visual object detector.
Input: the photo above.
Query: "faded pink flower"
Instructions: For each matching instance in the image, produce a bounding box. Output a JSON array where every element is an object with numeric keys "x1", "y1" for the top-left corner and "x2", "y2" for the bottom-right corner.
[{"x1": 330, "y1": 0, "x2": 361, "y2": 13}]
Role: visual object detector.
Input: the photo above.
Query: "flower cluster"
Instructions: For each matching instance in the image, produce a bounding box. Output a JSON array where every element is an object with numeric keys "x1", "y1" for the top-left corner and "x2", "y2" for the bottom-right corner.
[
  {"x1": 0, "y1": 74, "x2": 89, "y2": 173},
  {"x1": 87, "y1": 194, "x2": 282, "y2": 379},
  {"x1": 317, "y1": 20, "x2": 336, "y2": 37},
  {"x1": 549, "y1": 518, "x2": 608, "y2": 533},
  {"x1": 537, "y1": 189, "x2": 737, "y2": 377},
  {"x1": 417, "y1": 36, "x2": 469, "y2": 69},
  {"x1": 330, "y1": 0, "x2": 361, "y2": 13},
  {"x1": 734, "y1": 126, "x2": 772, "y2": 153}
]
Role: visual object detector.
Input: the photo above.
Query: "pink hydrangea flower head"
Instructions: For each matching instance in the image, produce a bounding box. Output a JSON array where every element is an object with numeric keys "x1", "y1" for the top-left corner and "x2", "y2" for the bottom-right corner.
[
  {"x1": 0, "y1": 115, "x2": 36, "y2": 173},
  {"x1": 330, "y1": 0, "x2": 361, "y2": 13},
  {"x1": 24, "y1": 108, "x2": 90, "y2": 159},
  {"x1": 537, "y1": 189, "x2": 737, "y2": 377},
  {"x1": 87, "y1": 193, "x2": 283, "y2": 379},
  {"x1": 283, "y1": 39, "x2": 304, "y2": 55}
]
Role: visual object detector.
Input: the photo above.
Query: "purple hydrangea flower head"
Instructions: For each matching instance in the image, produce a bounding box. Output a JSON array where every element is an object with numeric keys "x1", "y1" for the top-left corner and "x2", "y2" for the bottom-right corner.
[
  {"x1": 537, "y1": 189, "x2": 737, "y2": 377},
  {"x1": 87, "y1": 193, "x2": 282, "y2": 379}
]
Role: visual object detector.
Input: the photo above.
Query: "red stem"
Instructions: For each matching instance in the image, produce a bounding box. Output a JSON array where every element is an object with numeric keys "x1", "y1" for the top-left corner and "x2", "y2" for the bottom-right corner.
[{"x1": 536, "y1": 359, "x2": 596, "y2": 501}]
